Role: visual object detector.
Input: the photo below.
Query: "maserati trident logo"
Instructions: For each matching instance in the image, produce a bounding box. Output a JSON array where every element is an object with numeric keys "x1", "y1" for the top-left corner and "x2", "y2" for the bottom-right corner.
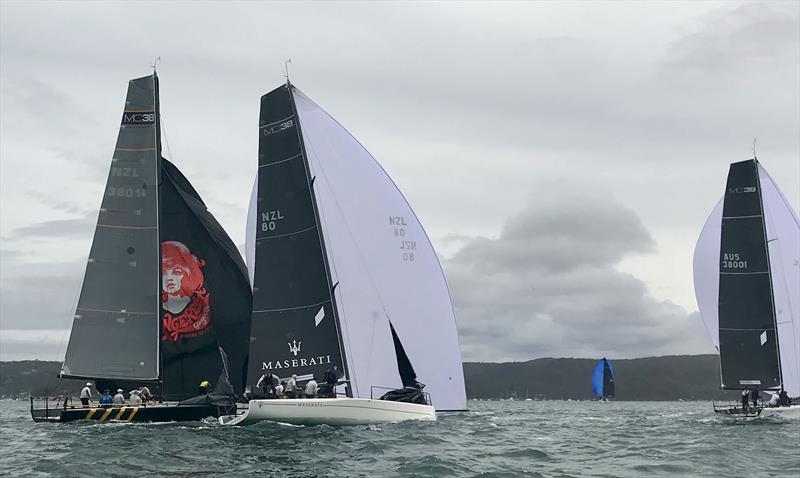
[{"x1": 288, "y1": 339, "x2": 302, "y2": 356}]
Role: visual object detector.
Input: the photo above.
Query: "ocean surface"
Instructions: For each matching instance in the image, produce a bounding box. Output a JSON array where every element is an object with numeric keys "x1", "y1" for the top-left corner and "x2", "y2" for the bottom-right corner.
[{"x1": 1, "y1": 399, "x2": 798, "y2": 477}]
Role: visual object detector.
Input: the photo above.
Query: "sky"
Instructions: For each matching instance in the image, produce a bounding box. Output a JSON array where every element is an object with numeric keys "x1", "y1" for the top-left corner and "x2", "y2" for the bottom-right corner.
[{"x1": 1, "y1": 1, "x2": 798, "y2": 362}]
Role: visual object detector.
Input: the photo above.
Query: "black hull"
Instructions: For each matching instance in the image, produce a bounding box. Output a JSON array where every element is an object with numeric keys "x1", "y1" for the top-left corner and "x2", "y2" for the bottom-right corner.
[
  {"x1": 31, "y1": 404, "x2": 223, "y2": 423},
  {"x1": 712, "y1": 402, "x2": 763, "y2": 419}
]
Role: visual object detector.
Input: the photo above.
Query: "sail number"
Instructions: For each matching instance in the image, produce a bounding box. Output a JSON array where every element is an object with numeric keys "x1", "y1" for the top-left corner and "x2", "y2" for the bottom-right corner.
[
  {"x1": 721, "y1": 252, "x2": 747, "y2": 269},
  {"x1": 261, "y1": 210, "x2": 285, "y2": 231},
  {"x1": 106, "y1": 186, "x2": 146, "y2": 198},
  {"x1": 389, "y1": 215, "x2": 416, "y2": 262}
]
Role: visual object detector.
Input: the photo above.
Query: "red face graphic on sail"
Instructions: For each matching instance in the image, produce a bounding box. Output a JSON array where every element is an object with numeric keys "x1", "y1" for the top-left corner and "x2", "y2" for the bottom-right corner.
[{"x1": 161, "y1": 241, "x2": 211, "y2": 342}]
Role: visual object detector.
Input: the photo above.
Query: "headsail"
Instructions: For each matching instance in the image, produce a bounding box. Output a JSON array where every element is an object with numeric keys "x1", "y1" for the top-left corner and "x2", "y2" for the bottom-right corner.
[
  {"x1": 246, "y1": 84, "x2": 348, "y2": 386},
  {"x1": 62, "y1": 75, "x2": 161, "y2": 380},
  {"x1": 292, "y1": 87, "x2": 466, "y2": 411},
  {"x1": 159, "y1": 158, "x2": 252, "y2": 400}
]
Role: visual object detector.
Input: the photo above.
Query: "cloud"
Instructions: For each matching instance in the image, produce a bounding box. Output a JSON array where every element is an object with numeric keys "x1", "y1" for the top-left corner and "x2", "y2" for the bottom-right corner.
[
  {"x1": 0, "y1": 329, "x2": 66, "y2": 361},
  {"x1": 446, "y1": 181, "x2": 714, "y2": 362},
  {"x1": 5, "y1": 214, "x2": 96, "y2": 241}
]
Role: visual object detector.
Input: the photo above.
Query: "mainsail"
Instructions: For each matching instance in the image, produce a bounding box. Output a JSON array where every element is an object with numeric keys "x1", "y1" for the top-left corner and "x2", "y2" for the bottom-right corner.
[
  {"x1": 62, "y1": 75, "x2": 161, "y2": 380},
  {"x1": 592, "y1": 358, "x2": 615, "y2": 399},
  {"x1": 694, "y1": 159, "x2": 799, "y2": 394},
  {"x1": 61, "y1": 73, "x2": 251, "y2": 400},
  {"x1": 246, "y1": 83, "x2": 467, "y2": 411}
]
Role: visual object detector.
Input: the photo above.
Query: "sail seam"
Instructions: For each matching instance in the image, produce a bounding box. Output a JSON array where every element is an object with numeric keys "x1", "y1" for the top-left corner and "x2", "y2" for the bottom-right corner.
[
  {"x1": 253, "y1": 299, "x2": 331, "y2": 313},
  {"x1": 259, "y1": 153, "x2": 302, "y2": 168},
  {"x1": 76, "y1": 307, "x2": 155, "y2": 315},
  {"x1": 720, "y1": 271, "x2": 769, "y2": 275},
  {"x1": 259, "y1": 114, "x2": 295, "y2": 129},
  {"x1": 96, "y1": 224, "x2": 157, "y2": 229},
  {"x1": 720, "y1": 327, "x2": 776, "y2": 331},
  {"x1": 115, "y1": 147, "x2": 157, "y2": 152},
  {"x1": 256, "y1": 224, "x2": 317, "y2": 240},
  {"x1": 722, "y1": 215, "x2": 763, "y2": 219}
]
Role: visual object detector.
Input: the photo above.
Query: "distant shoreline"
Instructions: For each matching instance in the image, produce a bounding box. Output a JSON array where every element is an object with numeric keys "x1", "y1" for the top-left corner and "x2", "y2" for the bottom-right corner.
[{"x1": 1, "y1": 354, "x2": 736, "y2": 401}]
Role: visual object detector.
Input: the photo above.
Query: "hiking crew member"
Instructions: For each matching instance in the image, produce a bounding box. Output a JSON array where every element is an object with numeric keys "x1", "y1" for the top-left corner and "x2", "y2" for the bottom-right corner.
[
  {"x1": 129, "y1": 390, "x2": 142, "y2": 406},
  {"x1": 113, "y1": 389, "x2": 125, "y2": 406},
  {"x1": 99, "y1": 390, "x2": 113, "y2": 406},
  {"x1": 750, "y1": 389, "x2": 759, "y2": 408},
  {"x1": 284, "y1": 374, "x2": 298, "y2": 399},
  {"x1": 305, "y1": 378, "x2": 319, "y2": 398},
  {"x1": 80, "y1": 382, "x2": 93, "y2": 407}
]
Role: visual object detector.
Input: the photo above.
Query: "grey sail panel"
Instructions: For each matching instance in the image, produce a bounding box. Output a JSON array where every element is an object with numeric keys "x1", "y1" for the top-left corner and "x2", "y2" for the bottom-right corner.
[
  {"x1": 246, "y1": 84, "x2": 347, "y2": 386},
  {"x1": 62, "y1": 75, "x2": 160, "y2": 380},
  {"x1": 718, "y1": 159, "x2": 781, "y2": 390}
]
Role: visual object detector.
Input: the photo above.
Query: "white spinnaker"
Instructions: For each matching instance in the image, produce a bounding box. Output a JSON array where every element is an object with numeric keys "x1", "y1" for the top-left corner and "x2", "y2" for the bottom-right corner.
[
  {"x1": 693, "y1": 198, "x2": 723, "y2": 350},
  {"x1": 293, "y1": 88, "x2": 467, "y2": 411},
  {"x1": 759, "y1": 164, "x2": 800, "y2": 397},
  {"x1": 245, "y1": 177, "x2": 257, "y2": 290}
]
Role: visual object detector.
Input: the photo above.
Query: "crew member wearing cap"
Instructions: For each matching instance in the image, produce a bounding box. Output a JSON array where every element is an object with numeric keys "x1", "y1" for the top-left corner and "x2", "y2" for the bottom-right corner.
[
  {"x1": 199, "y1": 380, "x2": 210, "y2": 395},
  {"x1": 112, "y1": 389, "x2": 125, "y2": 406},
  {"x1": 80, "y1": 382, "x2": 93, "y2": 407}
]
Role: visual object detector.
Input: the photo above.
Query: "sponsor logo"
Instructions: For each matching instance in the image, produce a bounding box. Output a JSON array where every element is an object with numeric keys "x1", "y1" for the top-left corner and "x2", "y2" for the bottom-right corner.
[
  {"x1": 161, "y1": 241, "x2": 212, "y2": 341},
  {"x1": 122, "y1": 111, "x2": 156, "y2": 125},
  {"x1": 728, "y1": 186, "x2": 756, "y2": 194},
  {"x1": 288, "y1": 339, "x2": 302, "y2": 356},
  {"x1": 261, "y1": 355, "x2": 332, "y2": 371}
]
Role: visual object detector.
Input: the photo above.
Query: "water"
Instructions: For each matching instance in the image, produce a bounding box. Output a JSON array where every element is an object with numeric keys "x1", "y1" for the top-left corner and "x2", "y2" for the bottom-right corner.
[{"x1": 1, "y1": 400, "x2": 798, "y2": 477}]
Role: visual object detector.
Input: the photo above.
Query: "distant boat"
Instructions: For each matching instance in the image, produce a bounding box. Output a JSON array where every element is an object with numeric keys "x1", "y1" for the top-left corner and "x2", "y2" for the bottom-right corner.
[
  {"x1": 592, "y1": 358, "x2": 615, "y2": 401},
  {"x1": 31, "y1": 72, "x2": 252, "y2": 423},
  {"x1": 221, "y1": 81, "x2": 466, "y2": 426},
  {"x1": 694, "y1": 158, "x2": 800, "y2": 419}
]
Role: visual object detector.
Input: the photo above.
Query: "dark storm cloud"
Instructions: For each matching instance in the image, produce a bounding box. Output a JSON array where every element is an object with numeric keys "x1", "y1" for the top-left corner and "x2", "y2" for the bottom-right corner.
[{"x1": 446, "y1": 182, "x2": 713, "y2": 362}]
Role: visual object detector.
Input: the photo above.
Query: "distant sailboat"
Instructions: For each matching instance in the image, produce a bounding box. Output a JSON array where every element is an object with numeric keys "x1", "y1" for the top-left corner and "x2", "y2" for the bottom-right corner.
[
  {"x1": 222, "y1": 81, "x2": 466, "y2": 425},
  {"x1": 694, "y1": 158, "x2": 800, "y2": 419},
  {"x1": 31, "y1": 72, "x2": 252, "y2": 423},
  {"x1": 592, "y1": 358, "x2": 615, "y2": 401}
]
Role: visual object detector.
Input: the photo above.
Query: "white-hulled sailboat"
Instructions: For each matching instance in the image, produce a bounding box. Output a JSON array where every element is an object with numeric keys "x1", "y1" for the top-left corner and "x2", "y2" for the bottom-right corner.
[
  {"x1": 221, "y1": 81, "x2": 466, "y2": 426},
  {"x1": 694, "y1": 158, "x2": 800, "y2": 419}
]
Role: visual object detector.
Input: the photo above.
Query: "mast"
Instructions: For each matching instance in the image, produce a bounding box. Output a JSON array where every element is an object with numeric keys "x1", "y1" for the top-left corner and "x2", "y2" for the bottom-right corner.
[
  {"x1": 153, "y1": 68, "x2": 164, "y2": 393},
  {"x1": 754, "y1": 159, "x2": 784, "y2": 389},
  {"x1": 287, "y1": 83, "x2": 350, "y2": 381}
]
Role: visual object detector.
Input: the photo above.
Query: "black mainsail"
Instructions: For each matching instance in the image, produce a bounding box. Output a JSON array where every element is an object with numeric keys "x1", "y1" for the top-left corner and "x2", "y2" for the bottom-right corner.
[
  {"x1": 60, "y1": 73, "x2": 251, "y2": 401},
  {"x1": 718, "y1": 159, "x2": 781, "y2": 390},
  {"x1": 62, "y1": 75, "x2": 161, "y2": 380},
  {"x1": 246, "y1": 83, "x2": 347, "y2": 385}
]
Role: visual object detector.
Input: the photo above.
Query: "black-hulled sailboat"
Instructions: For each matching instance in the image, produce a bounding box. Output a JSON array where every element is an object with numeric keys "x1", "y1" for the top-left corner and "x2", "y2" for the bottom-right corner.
[
  {"x1": 694, "y1": 158, "x2": 800, "y2": 419},
  {"x1": 30, "y1": 72, "x2": 252, "y2": 423},
  {"x1": 221, "y1": 81, "x2": 466, "y2": 425},
  {"x1": 592, "y1": 358, "x2": 615, "y2": 401}
]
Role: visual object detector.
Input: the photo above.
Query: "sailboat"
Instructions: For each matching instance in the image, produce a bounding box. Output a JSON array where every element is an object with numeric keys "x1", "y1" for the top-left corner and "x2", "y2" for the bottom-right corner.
[
  {"x1": 221, "y1": 81, "x2": 466, "y2": 426},
  {"x1": 592, "y1": 358, "x2": 615, "y2": 401},
  {"x1": 30, "y1": 72, "x2": 252, "y2": 423},
  {"x1": 694, "y1": 158, "x2": 800, "y2": 419}
]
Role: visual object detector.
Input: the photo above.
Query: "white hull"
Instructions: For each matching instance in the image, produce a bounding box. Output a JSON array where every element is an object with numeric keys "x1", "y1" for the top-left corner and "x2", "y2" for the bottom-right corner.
[
  {"x1": 220, "y1": 398, "x2": 436, "y2": 426},
  {"x1": 761, "y1": 404, "x2": 800, "y2": 419}
]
